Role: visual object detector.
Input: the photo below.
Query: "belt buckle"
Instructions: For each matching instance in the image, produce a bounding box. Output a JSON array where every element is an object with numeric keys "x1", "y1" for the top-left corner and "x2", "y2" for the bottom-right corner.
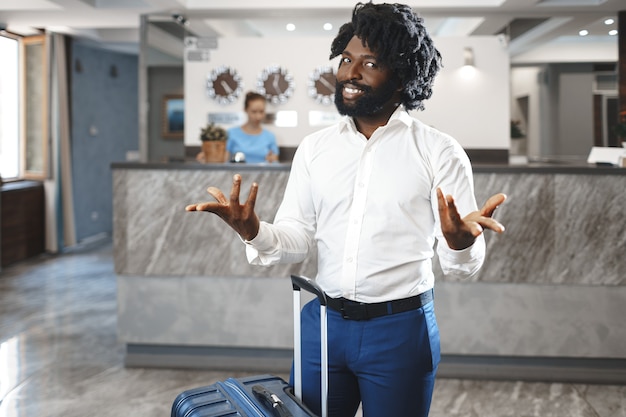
[{"x1": 340, "y1": 301, "x2": 367, "y2": 321}]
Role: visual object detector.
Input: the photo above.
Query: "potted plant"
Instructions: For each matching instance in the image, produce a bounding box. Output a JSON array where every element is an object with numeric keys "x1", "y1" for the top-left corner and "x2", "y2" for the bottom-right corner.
[
  {"x1": 200, "y1": 123, "x2": 228, "y2": 163},
  {"x1": 510, "y1": 120, "x2": 525, "y2": 139}
]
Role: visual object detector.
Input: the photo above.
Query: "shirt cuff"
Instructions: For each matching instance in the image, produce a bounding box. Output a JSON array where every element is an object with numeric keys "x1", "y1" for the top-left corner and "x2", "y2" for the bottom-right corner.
[
  {"x1": 439, "y1": 238, "x2": 483, "y2": 263},
  {"x1": 438, "y1": 235, "x2": 485, "y2": 276},
  {"x1": 243, "y1": 221, "x2": 276, "y2": 252}
]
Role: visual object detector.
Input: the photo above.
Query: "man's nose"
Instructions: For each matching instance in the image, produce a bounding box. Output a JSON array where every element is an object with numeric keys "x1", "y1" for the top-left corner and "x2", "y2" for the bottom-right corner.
[{"x1": 341, "y1": 64, "x2": 361, "y2": 82}]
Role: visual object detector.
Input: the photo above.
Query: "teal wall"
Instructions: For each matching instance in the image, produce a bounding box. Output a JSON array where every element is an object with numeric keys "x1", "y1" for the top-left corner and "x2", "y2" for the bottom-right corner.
[{"x1": 70, "y1": 41, "x2": 138, "y2": 242}]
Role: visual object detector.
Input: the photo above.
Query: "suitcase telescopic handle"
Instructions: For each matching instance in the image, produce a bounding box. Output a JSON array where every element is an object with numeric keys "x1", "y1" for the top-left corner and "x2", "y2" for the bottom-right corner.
[
  {"x1": 290, "y1": 274, "x2": 328, "y2": 417},
  {"x1": 291, "y1": 275, "x2": 327, "y2": 306}
]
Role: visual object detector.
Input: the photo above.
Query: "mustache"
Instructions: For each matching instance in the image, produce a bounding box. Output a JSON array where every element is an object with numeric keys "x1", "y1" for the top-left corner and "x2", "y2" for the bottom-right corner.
[{"x1": 336, "y1": 79, "x2": 373, "y2": 93}]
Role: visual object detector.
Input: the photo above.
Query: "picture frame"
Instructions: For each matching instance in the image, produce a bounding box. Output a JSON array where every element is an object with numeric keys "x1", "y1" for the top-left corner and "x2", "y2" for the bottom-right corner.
[{"x1": 162, "y1": 94, "x2": 184, "y2": 139}]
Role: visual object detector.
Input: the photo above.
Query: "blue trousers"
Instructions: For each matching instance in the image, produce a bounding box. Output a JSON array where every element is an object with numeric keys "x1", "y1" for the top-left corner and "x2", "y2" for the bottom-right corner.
[{"x1": 290, "y1": 297, "x2": 440, "y2": 417}]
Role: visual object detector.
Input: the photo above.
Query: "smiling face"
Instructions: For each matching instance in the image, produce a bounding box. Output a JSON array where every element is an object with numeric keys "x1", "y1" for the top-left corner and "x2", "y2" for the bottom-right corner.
[{"x1": 334, "y1": 36, "x2": 401, "y2": 119}]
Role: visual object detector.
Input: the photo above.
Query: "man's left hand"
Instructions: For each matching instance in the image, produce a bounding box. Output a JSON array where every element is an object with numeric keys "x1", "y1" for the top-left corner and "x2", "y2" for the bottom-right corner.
[{"x1": 437, "y1": 188, "x2": 506, "y2": 250}]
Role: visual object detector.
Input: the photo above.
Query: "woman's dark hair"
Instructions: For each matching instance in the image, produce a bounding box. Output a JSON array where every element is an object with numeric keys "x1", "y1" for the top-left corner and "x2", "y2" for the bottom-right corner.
[
  {"x1": 244, "y1": 91, "x2": 265, "y2": 109},
  {"x1": 330, "y1": 2, "x2": 442, "y2": 111}
]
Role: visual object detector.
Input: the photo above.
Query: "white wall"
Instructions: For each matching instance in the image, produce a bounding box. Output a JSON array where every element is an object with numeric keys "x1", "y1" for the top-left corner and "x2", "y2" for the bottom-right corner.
[
  {"x1": 184, "y1": 36, "x2": 338, "y2": 148},
  {"x1": 184, "y1": 36, "x2": 510, "y2": 150},
  {"x1": 419, "y1": 36, "x2": 510, "y2": 149}
]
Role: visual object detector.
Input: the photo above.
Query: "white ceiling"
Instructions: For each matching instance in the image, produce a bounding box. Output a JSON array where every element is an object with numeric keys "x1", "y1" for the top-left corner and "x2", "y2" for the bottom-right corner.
[{"x1": 0, "y1": 0, "x2": 622, "y2": 63}]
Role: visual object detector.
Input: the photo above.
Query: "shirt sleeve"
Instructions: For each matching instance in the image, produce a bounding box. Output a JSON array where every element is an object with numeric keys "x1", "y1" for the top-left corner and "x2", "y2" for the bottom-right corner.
[
  {"x1": 436, "y1": 234, "x2": 485, "y2": 277},
  {"x1": 244, "y1": 141, "x2": 316, "y2": 265},
  {"x1": 431, "y1": 136, "x2": 485, "y2": 278},
  {"x1": 244, "y1": 222, "x2": 280, "y2": 265},
  {"x1": 267, "y1": 131, "x2": 279, "y2": 155}
]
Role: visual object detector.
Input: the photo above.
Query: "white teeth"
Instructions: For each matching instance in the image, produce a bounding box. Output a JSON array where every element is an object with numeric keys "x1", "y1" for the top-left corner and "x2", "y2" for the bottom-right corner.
[{"x1": 344, "y1": 87, "x2": 362, "y2": 94}]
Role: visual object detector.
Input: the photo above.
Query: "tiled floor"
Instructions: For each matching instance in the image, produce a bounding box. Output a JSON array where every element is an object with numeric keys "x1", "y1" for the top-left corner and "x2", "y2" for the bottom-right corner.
[{"x1": 0, "y1": 239, "x2": 625, "y2": 417}]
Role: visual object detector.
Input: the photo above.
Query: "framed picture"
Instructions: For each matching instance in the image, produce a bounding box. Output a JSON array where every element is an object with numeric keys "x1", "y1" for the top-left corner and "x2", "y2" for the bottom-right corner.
[{"x1": 162, "y1": 94, "x2": 184, "y2": 139}]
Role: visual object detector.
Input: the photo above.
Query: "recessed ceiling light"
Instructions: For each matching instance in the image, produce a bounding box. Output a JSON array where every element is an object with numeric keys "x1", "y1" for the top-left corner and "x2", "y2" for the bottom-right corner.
[
  {"x1": 286, "y1": 23, "x2": 296, "y2": 31},
  {"x1": 578, "y1": 29, "x2": 589, "y2": 36},
  {"x1": 323, "y1": 23, "x2": 333, "y2": 31},
  {"x1": 604, "y1": 18, "x2": 614, "y2": 25},
  {"x1": 609, "y1": 29, "x2": 618, "y2": 36}
]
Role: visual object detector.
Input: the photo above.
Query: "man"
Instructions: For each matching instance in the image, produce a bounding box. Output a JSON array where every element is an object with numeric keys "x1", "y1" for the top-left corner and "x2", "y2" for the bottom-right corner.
[{"x1": 186, "y1": 2, "x2": 506, "y2": 416}]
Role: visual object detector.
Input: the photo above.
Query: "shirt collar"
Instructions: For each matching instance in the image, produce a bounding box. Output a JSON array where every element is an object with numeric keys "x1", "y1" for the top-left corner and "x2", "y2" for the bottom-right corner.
[{"x1": 338, "y1": 105, "x2": 413, "y2": 135}]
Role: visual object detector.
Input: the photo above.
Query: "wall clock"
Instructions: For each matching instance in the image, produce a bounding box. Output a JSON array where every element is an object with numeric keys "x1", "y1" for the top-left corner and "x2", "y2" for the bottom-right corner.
[
  {"x1": 257, "y1": 65, "x2": 295, "y2": 105},
  {"x1": 206, "y1": 66, "x2": 243, "y2": 105},
  {"x1": 308, "y1": 66, "x2": 336, "y2": 106}
]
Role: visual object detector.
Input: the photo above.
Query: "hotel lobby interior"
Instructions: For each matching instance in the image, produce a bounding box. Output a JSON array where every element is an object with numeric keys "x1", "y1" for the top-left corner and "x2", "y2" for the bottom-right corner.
[{"x1": 1, "y1": 0, "x2": 626, "y2": 416}]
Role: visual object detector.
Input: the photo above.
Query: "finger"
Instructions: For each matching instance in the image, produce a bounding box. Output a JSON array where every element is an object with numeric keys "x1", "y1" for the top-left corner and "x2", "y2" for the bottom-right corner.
[
  {"x1": 466, "y1": 221, "x2": 484, "y2": 237},
  {"x1": 194, "y1": 202, "x2": 221, "y2": 212},
  {"x1": 436, "y1": 187, "x2": 448, "y2": 215},
  {"x1": 206, "y1": 187, "x2": 228, "y2": 205},
  {"x1": 481, "y1": 193, "x2": 507, "y2": 217},
  {"x1": 445, "y1": 194, "x2": 463, "y2": 224},
  {"x1": 185, "y1": 204, "x2": 198, "y2": 212},
  {"x1": 479, "y1": 217, "x2": 506, "y2": 233},
  {"x1": 229, "y1": 174, "x2": 243, "y2": 209},
  {"x1": 244, "y1": 182, "x2": 259, "y2": 215}
]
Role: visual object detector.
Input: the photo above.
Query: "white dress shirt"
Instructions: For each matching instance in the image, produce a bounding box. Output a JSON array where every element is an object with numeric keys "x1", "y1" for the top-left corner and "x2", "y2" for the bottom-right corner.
[{"x1": 246, "y1": 106, "x2": 485, "y2": 303}]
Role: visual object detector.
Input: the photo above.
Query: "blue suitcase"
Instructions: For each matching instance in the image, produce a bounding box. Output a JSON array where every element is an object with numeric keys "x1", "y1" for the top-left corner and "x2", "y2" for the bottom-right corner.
[
  {"x1": 170, "y1": 374, "x2": 313, "y2": 417},
  {"x1": 171, "y1": 275, "x2": 328, "y2": 417}
]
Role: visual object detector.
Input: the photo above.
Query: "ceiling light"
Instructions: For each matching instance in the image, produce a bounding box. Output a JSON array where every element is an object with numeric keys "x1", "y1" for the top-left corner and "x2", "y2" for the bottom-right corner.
[
  {"x1": 323, "y1": 23, "x2": 333, "y2": 31},
  {"x1": 609, "y1": 29, "x2": 618, "y2": 36},
  {"x1": 578, "y1": 29, "x2": 589, "y2": 36},
  {"x1": 286, "y1": 23, "x2": 296, "y2": 32},
  {"x1": 604, "y1": 18, "x2": 614, "y2": 25}
]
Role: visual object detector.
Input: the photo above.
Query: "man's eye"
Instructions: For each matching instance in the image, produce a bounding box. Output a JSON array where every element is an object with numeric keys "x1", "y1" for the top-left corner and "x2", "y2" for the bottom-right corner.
[{"x1": 341, "y1": 57, "x2": 351, "y2": 64}]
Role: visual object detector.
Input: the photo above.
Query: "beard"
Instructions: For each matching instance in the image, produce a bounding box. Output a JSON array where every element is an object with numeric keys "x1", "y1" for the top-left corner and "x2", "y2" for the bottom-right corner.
[{"x1": 334, "y1": 77, "x2": 399, "y2": 117}]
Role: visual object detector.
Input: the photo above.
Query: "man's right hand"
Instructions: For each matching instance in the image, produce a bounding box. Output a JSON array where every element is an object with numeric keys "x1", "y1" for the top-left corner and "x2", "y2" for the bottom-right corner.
[{"x1": 185, "y1": 174, "x2": 260, "y2": 241}]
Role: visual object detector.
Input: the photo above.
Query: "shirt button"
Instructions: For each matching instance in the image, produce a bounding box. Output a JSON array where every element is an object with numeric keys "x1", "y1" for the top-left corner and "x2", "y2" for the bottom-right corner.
[
  {"x1": 346, "y1": 257, "x2": 353, "y2": 263},
  {"x1": 358, "y1": 182, "x2": 365, "y2": 188}
]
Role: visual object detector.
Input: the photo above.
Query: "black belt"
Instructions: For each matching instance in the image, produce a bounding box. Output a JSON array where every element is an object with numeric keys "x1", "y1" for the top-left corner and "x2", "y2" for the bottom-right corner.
[{"x1": 326, "y1": 289, "x2": 433, "y2": 321}]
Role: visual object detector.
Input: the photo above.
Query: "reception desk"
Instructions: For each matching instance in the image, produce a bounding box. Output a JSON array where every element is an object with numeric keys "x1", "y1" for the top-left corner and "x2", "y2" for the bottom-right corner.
[{"x1": 112, "y1": 161, "x2": 626, "y2": 382}]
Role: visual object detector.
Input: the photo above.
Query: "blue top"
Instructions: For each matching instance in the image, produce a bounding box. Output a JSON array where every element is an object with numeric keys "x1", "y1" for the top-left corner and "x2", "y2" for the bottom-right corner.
[{"x1": 226, "y1": 127, "x2": 279, "y2": 163}]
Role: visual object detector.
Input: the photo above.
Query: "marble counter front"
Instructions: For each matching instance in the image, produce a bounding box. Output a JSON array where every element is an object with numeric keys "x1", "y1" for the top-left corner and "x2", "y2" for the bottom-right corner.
[{"x1": 112, "y1": 161, "x2": 626, "y2": 382}]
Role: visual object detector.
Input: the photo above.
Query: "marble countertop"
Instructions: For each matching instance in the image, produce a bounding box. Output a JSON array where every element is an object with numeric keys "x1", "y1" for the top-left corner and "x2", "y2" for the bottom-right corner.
[
  {"x1": 111, "y1": 159, "x2": 626, "y2": 175},
  {"x1": 111, "y1": 161, "x2": 292, "y2": 172}
]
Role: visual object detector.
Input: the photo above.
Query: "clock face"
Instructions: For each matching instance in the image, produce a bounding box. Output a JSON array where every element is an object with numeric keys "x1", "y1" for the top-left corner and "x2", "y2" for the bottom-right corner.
[
  {"x1": 257, "y1": 66, "x2": 295, "y2": 105},
  {"x1": 308, "y1": 66, "x2": 337, "y2": 106},
  {"x1": 207, "y1": 66, "x2": 243, "y2": 105}
]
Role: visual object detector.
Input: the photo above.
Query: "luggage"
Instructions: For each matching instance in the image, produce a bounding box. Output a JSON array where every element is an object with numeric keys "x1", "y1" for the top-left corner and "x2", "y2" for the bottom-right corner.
[{"x1": 171, "y1": 275, "x2": 329, "y2": 417}]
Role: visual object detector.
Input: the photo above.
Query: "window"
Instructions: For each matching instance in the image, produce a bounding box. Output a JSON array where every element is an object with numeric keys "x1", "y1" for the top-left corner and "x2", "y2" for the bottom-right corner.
[
  {"x1": 0, "y1": 34, "x2": 20, "y2": 180},
  {"x1": 21, "y1": 35, "x2": 48, "y2": 180}
]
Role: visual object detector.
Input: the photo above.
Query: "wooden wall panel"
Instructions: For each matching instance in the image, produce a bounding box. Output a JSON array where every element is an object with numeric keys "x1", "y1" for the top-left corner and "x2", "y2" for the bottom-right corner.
[{"x1": 1, "y1": 182, "x2": 45, "y2": 267}]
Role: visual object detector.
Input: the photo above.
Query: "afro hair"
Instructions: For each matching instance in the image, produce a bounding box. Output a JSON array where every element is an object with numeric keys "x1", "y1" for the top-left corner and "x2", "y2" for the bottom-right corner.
[{"x1": 330, "y1": 2, "x2": 442, "y2": 111}]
